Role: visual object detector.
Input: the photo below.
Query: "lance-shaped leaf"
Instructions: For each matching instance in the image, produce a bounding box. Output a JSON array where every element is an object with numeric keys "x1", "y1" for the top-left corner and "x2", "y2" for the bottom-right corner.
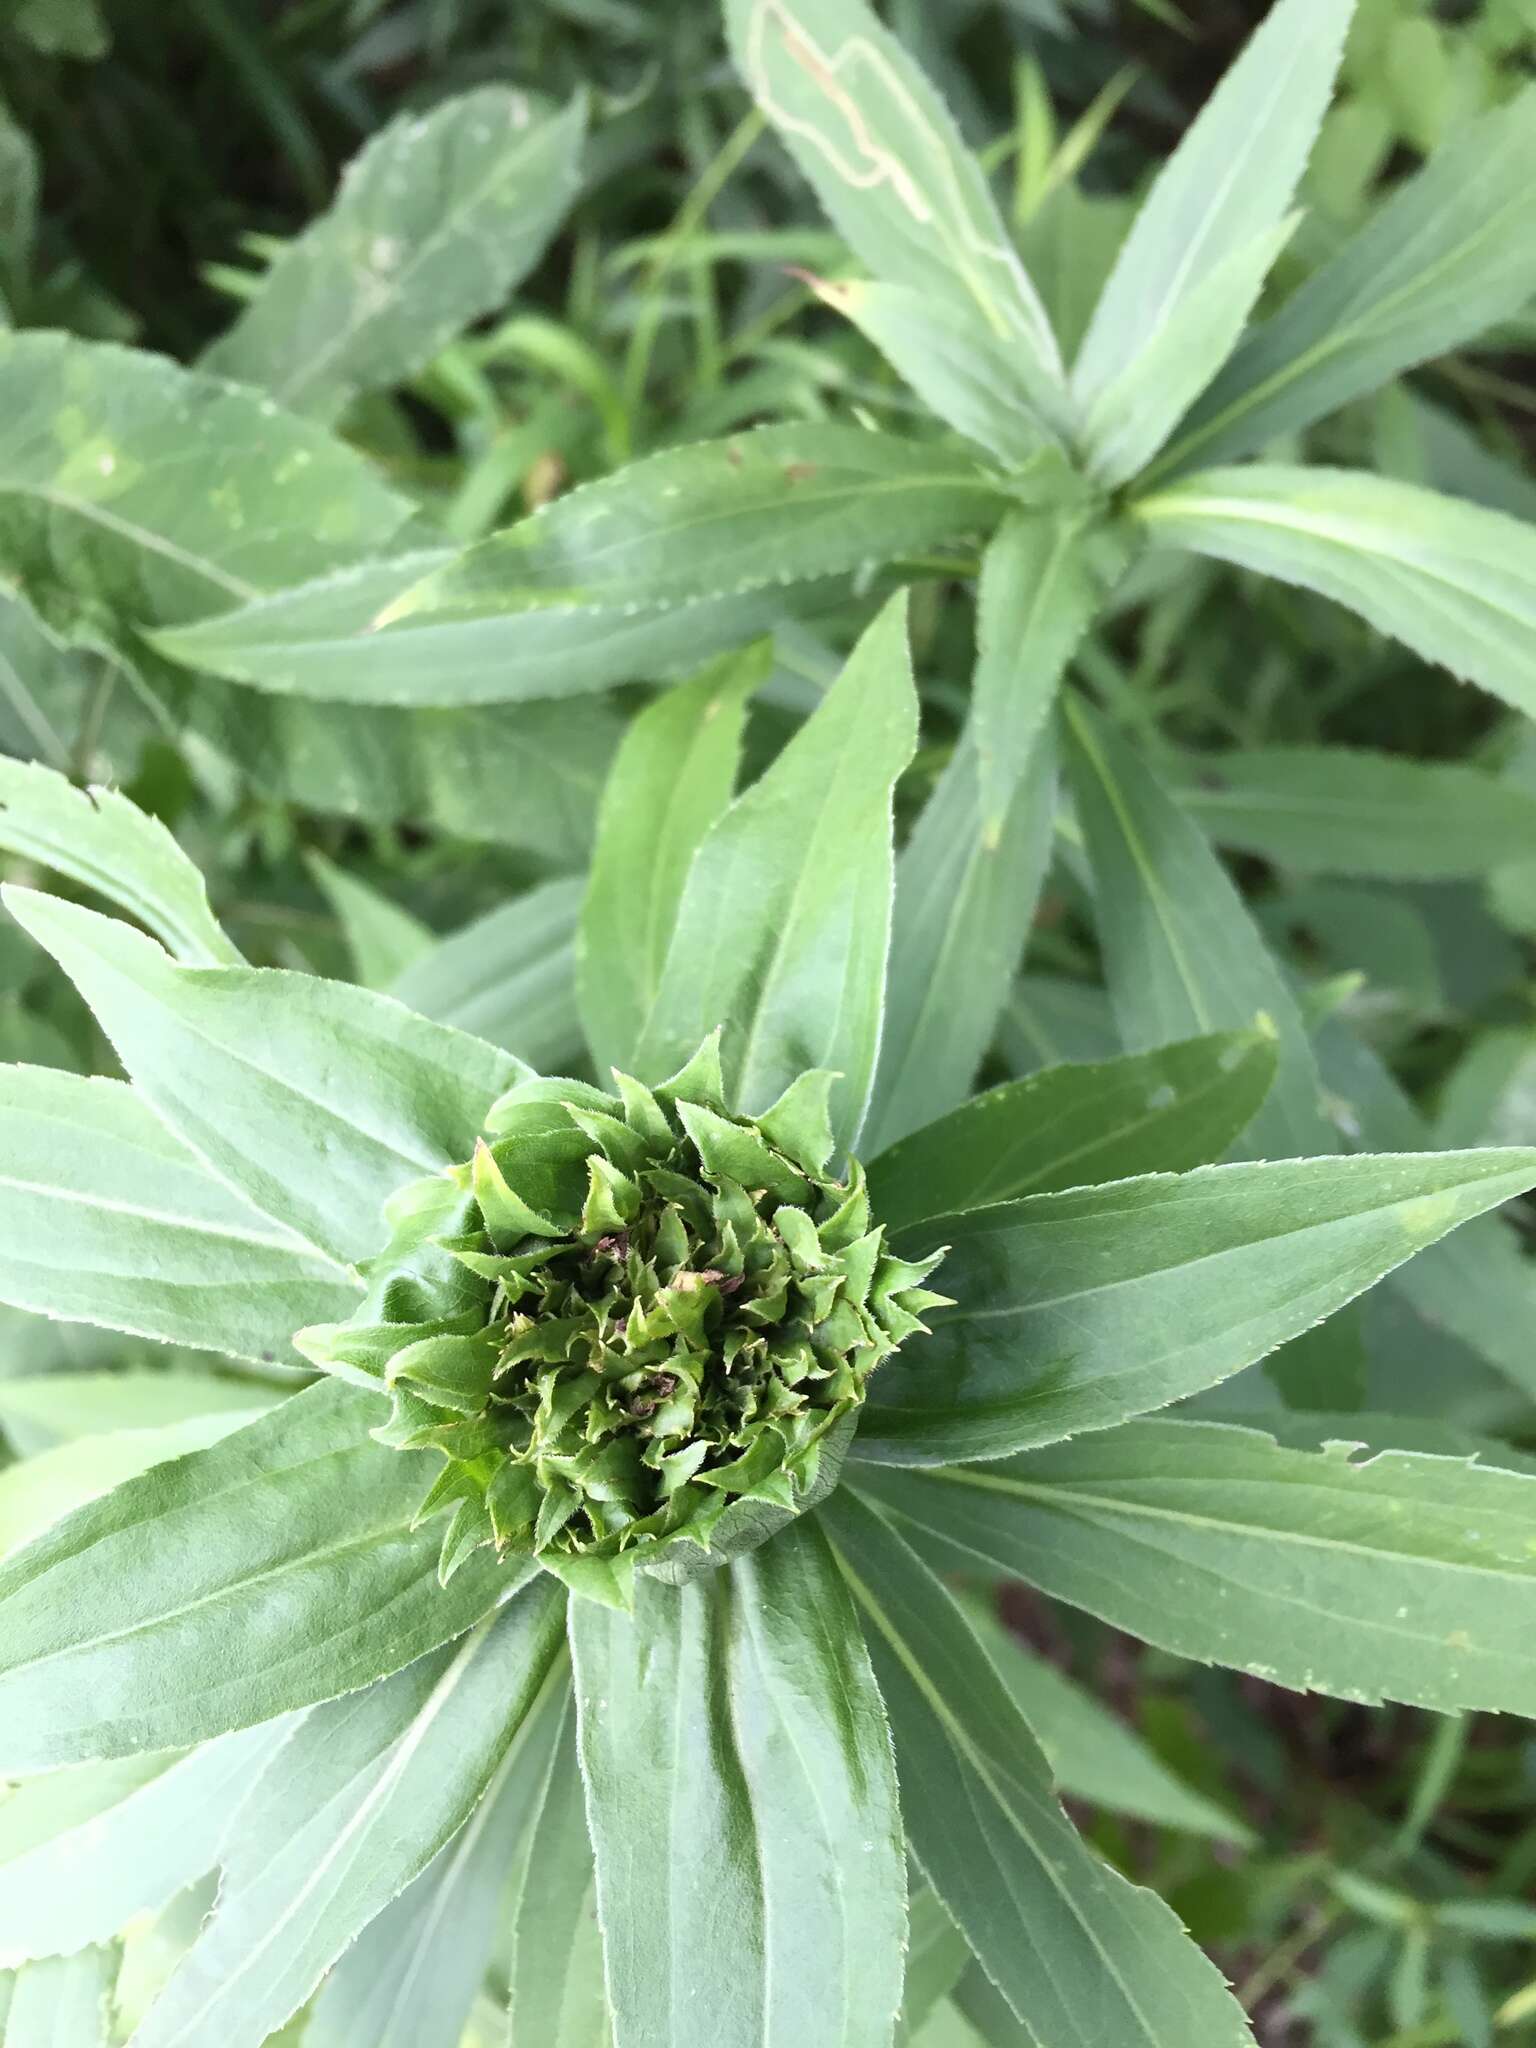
[
  {"x1": 1168, "y1": 745, "x2": 1536, "y2": 881},
  {"x1": 0, "y1": 586, "x2": 96, "y2": 773},
  {"x1": 578, "y1": 648, "x2": 764, "y2": 1080},
  {"x1": 807, "y1": 279, "x2": 1054, "y2": 468},
  {"x1": 307, "y1": 852, "x2": 433, "y2": 990},
  {"x1": 821, "y1": 1491, "x2": 1256, "y2": 2048},
  {"x1": 0, "y1": 758, "x2": 237, "y2": 965},
  {"x1": 380, "y1": 426, "x2": 1009, "y2": 628},
  {"x1": 505, "y1": 1695, "x2": 611, "y2": 2048},
  {"x1": 130, "y1": 1588, "x2": 566, "y2": 2048},
  {"x1": 957, "y1": 1595, "x2": 1251, "y2": 1845},
  {"x1": 1157, "y1": 88, "x2": 1536, "y2": 478},
  {"x1": 895, "y1": 1892, "x2": 972, "y2": 2048},
  {"x1": 3, "y1": 888, "x2": 521, "y2": 1265},
  {"x1": 0, "y1": 1066, "x2": 357, "y2": 1360},
  {"x1": 205, "y1": 91, "x2": 585, "y2": 424},
  {"x1": 636, "y1": 592, "x2": 917, "y2": 1149},
  {"x1": 0, "y1": 1719, "x2": 294, "y2": 1966},
  {"x1": 1135, "y1": 466, "x2": 1536, "y2": 718},
  {"x1": 0, "y1": 1381, "x2": 517, "y2": 1772},
  {"x1": 305, "y1": 1699, "x2": 561, "y2": 2048},
  {"x1": 2, "y1": 1945, "x2": 115, "y2": 2048},
  {"x1": 864, "y1": 1420, "x2": 1536, "y2": 1717},
  {"x1": 725, "y1": 0, "x2": 1065, "y2": 434},
  {"x1": 0, "y1": 331, "x2": 411, "y2": 629},
  {"x1": 867, "y1": 1027, "x2": 1279, "y2": 1232},
  {"x1": 1072, "y1": 0, "x2": 1349, "y2": 418},
  {"x1": 857, "y1": 1147, "x2": 1536, "y2": 1465},
  {"x1": 393, "y1": 877, "x2": 585, "y2": 1074},
  {"x1": 150, "y1": 546, "x2": 831, "y2": 711},
  {"x1": 868, "y1": 510, "x2": 1108, "y2": 1152},
  {"x1": 0, "y1": 1407, "x2": 272, "y2": 1561},
  {"x1": 570, "y1": 1519, "x2": 906, "y2": 2048},
  {"x1": 1063, "y1": 693, "x2": 1334, "y2": 1157}
]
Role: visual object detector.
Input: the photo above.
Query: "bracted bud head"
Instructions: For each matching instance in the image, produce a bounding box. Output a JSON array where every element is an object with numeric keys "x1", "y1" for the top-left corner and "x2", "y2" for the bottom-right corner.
[{"x1": 297, "y1": 1038, "x2": 947, "y2": 1606}]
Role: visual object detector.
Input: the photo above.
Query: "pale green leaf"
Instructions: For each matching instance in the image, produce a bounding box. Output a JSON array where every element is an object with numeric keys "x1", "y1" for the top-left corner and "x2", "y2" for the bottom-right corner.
[
  {"x1": 858, "y1": 1148, "x2": 1536, "y2": 1464},
  {"x1": 894, "y1": 1892, "x2": 971, "y2": 2048},
  {"x1": 306, "y1": 852, "x2": 433, "y2": 990},
  {"x1": 0, "y1": 332, "x2": 411, "y2": 631},
  {"x1": 0, "y1": 1408, "x2": 270, "y2": 1559},
  {"x1": 1073, "y1": 0, "x2": 1350, "y2": 412},
  {"x1": 0, "y1": 758, "x2": 237, "y2": 965},
  {"x1": 0, "y1": 588, "x2": 89, "y2": 773},
  {"x1": 725, "y1": 0, "x2": 1065, "y2": 429},
  {"x1": 1160, "y1": 88, "x2": 1536, "y2": 476},
  {"x1": 150, "y1": 545, "x2": 834, "y2": 710},
  {"x1": 1078, "y1": 221, "x2": 1297, "y2": 487},
  {"x1": 205, "y1": 92, "x2": 584, "y2": 424},
  {"x1": 570, "y1": 1518, "x2": 906, "y2": 2048},
  {"x1": 636, "y1": 592, "x2": 917, "y2": 1150},
  {"x1": 867, "y1": 1028, "x2": 1278, "y2": 1232},
  {"x1": 866, "y1": 1418, "x2": 1536, "y2": 1715},
  {"x1": 1, "y1": 1946, "x2": 114, "y2": 2048},
  {"x1": 0, "y1": 1065, "x2": 358, "y2": 1359},
  {"x1": 379, "y1": 426, "x2": 1009, "y2": 628},
  {"x1": 1136, "y1": 465, "x2": 1536, "y2": 717},
  {"x1": 578, "y1": 648, "x2": 763, "y2": 1080},
  {"x1": 505, "y1": 1694, "x2": 612, "y2": 2048},
  {"x1": 12, "y1": 0, "x2": 108, "y2": 59},
  {"x1": 305, "y1": 1699, "x2": 561, "y2": 2048},
  {"x1": 806, "y1": 279, "x2": 1053, "y2": 468},
  {"x1": 0, "y1": 1370, "x2": 266, "y2": 1452},
  {"x1": 4, "y1": 888, "x2": 520, "y2": 1265},
  {"x1": 822, "y1": 1490, "x2": 1256, "y2": 2048},
  {"x1": 956, "y1": 1595, "x2": 1252, "y2": 1844},
  {"x1": 1063, "y1": 693, "x2": 1335, "y2": 1156},
  {"x1": 131, "y1": 1588, "x2": 566, "y2": 2048},
  {"x1": 0, "y1": 1720, "x2": 292, "y2": 1966},
  {"x1": 0, "y1": 1380, "x2": 515, "y2": 1771},
  {"x1": 392, "y1": 878, "x2": 584, "y2": 1073},
  {"x1": 1169, "y1": 745, "x2": 1536, "y2": 880}
]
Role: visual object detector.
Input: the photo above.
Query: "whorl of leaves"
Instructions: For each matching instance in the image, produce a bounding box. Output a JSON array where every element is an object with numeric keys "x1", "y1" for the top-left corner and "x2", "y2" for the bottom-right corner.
[{"x1": 297, "y1": 1036, "x2": 947, "y2": 1605}]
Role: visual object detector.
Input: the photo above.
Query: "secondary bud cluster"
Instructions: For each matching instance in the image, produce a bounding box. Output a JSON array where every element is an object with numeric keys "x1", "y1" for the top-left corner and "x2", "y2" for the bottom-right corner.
[{"x1": 298, "y1": 1039, "x2": 946, "y2": 1605}]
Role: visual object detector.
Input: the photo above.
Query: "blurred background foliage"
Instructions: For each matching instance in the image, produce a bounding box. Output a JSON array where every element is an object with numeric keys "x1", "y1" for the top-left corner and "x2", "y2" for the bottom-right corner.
[{"x1": 3, "y1": 3, "x2": 1536, "y2": 2042}]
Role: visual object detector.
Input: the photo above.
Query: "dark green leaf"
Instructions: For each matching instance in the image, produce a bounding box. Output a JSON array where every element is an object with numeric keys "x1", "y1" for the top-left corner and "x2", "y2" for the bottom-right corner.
[
  {"x1": 859, "y1": 1148, "x2": 1536, "y2": 1464},
  {"x1": 822, "y1": 1489, "x2": 1255, "y2": 2048},
  {"x1": 863, "y1": 1418, "x2": 1536, "y2": 1715},
  {"x1": 867, "y1": 1028, "x2": 1278, "y2": 1231}
]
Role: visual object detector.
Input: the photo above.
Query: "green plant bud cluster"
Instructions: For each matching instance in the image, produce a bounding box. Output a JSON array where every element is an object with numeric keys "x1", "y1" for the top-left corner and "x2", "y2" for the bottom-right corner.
[{"x1": 297, "y1": 1038, "x2": 947, "y2": 1606}]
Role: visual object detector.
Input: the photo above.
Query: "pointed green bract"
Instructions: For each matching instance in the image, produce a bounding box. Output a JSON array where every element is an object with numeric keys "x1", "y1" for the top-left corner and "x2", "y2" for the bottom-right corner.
[
  {"x1": 637, "y1": 593, "x2": 918, "y2": 1148},
  {"x1": 3, "y1": 887, "x2": 522, "y2": 1266},
  {"x1": 859, "y1": 1148, "x2": 1536, "y2": 1464},
  {"x1": 867, "y1": 1028, "x2": 1279, "y2": 1231},
  {"x1": 864, "y1": 1420, "x2": 1536, "y2": 1716},
  {"x1": 300, "y1": 1057, "x2": 942, "y2": 1587},
  {"x1": 579, "y1": 647, "x2": 764, "y2": 1081},
  {"x1": 0, "y1": 1381, "x2": 515, "y2": 1771},
  {"x1": 822, "y1": 1490, "x2": 1257, "y2": 2048},
  {"x1": 1073, "y1": 0, "x2": 1351, "y2": 415},
  {"x1": 570, "y1": 1521, "x2": 906, "y2": 2048},
  {"x1": 1137, "y1": 465, "x2": 1536, "y2": 717},
  {"x1": 204, "y1": 91, "x2": 585, "y2": 423}
]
